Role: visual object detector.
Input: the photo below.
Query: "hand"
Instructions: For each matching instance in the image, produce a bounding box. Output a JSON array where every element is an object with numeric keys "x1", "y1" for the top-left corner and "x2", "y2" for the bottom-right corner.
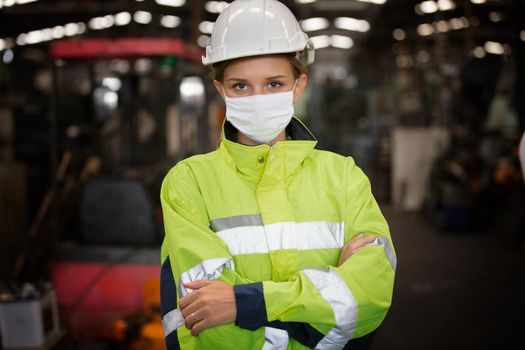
[
  {"x1": 179, "y1": 280, "x2": 237, "y2": 336},
  {"x1": 337, "y1": 234, "x2": 376, "y2": 267}
]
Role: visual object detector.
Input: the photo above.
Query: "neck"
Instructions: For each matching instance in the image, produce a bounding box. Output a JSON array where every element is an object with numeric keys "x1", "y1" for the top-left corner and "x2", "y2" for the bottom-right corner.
[{"x1": 237, "y1": 130, "x2": 287, "y2": 146}]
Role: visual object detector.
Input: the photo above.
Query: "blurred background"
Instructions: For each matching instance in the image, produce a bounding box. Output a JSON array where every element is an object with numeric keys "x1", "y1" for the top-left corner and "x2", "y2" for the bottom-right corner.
[{"x1": 0, "y1": 0, "x2": 524, "y2": 349}]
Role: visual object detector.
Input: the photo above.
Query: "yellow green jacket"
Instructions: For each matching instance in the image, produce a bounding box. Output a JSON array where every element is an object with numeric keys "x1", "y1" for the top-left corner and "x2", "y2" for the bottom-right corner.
[{"x1": 160, "y1": 118, "x2": 396, "y2": 349}]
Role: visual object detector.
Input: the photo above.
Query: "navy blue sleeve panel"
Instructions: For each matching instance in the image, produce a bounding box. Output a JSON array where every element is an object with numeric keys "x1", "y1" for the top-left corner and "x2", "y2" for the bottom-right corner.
[
  {"x1": 233, "y1": 282, "x2": 268, "y2": 331},
  {"x1": 160, "y1": 257, "x2": 181, "y2": 350},
  {"x1": 165, "y1": 332, "x2": 180, "y2": 350},
  {"x1": 234, "y1": 282, "x2": 325, "y2": 348},
  {"x1": 267, "y1": 320, "x2": 324, "y2": 348}
]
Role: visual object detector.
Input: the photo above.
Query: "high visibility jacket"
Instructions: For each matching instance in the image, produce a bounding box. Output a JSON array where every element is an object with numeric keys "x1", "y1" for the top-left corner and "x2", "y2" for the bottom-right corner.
[{"x1": 160, "y1": 118, "x2": 396, "y2": 350}]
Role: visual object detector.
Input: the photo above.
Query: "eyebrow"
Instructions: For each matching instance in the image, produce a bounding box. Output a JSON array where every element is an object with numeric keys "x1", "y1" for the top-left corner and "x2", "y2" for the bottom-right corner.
[{"x1": 226, "y1": 75, "x2": 289, "y2": 82}]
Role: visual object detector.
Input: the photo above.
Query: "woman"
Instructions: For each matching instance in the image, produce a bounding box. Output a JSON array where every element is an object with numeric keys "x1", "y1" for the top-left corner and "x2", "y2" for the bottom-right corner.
[{"x1": 160, "y1": 0, "x2": 396, "y2": 349}]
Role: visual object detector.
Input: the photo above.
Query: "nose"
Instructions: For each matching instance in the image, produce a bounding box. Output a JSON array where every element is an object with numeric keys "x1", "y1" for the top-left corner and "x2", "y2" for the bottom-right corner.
[{"x1": 252, "y1": 86, "x2": 266, "y2": 95}]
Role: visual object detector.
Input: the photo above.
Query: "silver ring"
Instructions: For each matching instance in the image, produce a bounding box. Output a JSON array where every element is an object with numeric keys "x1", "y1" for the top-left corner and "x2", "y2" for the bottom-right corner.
[{"x1": 192, "y1": 312, "x2": 197, "y2": 323}]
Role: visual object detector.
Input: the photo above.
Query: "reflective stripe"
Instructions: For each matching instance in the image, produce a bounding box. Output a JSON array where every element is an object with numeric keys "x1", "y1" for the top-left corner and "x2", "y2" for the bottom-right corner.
[
  {"x1": 179, "y1": 257, "x2": 235, "y2": 297},
  {"x1": 367, "y1": 236, "x2": 397, "y2": 271},
  {"x1": 302, "y1": 268, "x2": 357, "y2": 349},
  {"x1": 162, "y1": 308, "x2": 184, "y2": 337},
  {"x1": 210, "y1": 214, "x2": 263, "y2": 232},
  {"x1": 262, "y1": 327, "x2": 289, "y2": 350},
  {"x1": 215, "y1": 221, "x2": 345, "y2": 256}
]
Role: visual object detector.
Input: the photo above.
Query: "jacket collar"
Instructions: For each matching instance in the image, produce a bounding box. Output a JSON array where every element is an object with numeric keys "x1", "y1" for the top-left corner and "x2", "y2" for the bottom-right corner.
[{"x1": 219, "y1": 117, "x2": 318, "y2": 185}]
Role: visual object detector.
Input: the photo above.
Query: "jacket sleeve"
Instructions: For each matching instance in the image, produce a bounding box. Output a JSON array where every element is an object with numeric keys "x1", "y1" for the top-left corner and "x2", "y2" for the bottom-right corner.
[
  {"x1": 160, "y1": 162, "x2": 267, "y2": 349},
  {"x1": 238, "y1": 157, "x2": 396, "y2": 348}
]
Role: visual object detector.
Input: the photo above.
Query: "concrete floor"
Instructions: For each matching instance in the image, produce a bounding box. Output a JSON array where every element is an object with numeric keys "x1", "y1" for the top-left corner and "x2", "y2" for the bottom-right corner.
[{"x1": 372, "y1": 206, "x2": 525, "y2": 350}]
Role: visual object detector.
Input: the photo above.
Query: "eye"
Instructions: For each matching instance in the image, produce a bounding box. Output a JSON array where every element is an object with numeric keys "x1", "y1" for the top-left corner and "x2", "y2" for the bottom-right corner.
[
  {"x1": 268, "y1": 81, "x2": 283, "y2": 88},
  {"x1": 232, "y1": 82, "x2": 247, "y2": 90}
]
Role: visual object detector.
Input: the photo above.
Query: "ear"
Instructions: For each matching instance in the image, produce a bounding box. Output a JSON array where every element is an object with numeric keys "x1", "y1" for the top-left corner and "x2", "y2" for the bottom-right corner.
[
  {"x1": 213, "y1": 80, "x2": 225, "y2": 99},
  {"x1": 293, "y1": 74, "x2": 308, "y2": 104}
]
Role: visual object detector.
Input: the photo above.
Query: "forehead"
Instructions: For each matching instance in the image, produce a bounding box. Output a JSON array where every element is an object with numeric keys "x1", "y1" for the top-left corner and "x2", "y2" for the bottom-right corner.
[{"x1": 223, "y1": 55, "x2": 294, "y2": 79}]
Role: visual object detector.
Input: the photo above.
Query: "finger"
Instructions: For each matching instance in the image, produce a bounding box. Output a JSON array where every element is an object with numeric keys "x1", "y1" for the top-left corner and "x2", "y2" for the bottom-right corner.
[
  {"x1": 191, "y1": 318, "x2": 212, "y2": 336},
  {"x1": 348, "y1": 234, "x2": 376, "y2": 248},
  {"x1": 184, "y1": 280, "x2": 215, "y2": 289},
  {"x1": 179, "y1": 290, "x2": 199, "y2": 309},
  {"x1": 351, "y1": 236, "x2": 377, "y2": 254},
  {"x1": 181, "y1": 299, "x2": 200, "y2": 318},
  {"x1": 184, "y1": 312, "x2": 201, "y2": 329},
  {"x1": 345, "y1": 236, "x2": 377, "y2": 254}
]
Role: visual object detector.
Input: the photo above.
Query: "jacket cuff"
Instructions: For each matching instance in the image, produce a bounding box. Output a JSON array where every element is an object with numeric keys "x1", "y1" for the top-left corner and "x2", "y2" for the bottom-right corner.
[{"x1": 233, "y1": 282, "x2": 267, "y2": 331}]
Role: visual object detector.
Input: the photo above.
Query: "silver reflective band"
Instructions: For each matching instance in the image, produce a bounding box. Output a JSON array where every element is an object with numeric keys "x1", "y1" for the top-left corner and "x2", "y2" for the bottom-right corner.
[
  {"x1": 210, "y1": 214, "x2": 263, "y2": 232},
  {"x1": 162, "y1": 308, "x2": 185, "y2": 337},
  {"x1": 302, "y1": 268, "x2": 358, "y2": 349},
  {"x1": 179, "y1": 257, "x2": 235, "y2": 297},
  {"x1": 262, "y1": 327, "x2": 289, "y2": 350},
  {"x1": 214, "y1": 221, "x2": 345, "y2": 256},
  {"x1": 367, "y1": 236, "x2": 397, "y2": 271}
]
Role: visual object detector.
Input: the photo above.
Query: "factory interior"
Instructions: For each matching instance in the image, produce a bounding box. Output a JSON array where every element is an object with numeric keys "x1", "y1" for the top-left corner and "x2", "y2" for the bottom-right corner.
[{"x1": 0, "y1": 0, "x2": 524, "y2": 349}]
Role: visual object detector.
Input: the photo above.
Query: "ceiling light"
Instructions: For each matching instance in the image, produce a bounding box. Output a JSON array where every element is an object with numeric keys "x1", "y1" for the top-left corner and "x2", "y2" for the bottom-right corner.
[
  {"x1": 435, "y1": 20, "x2": 449, "y2": 32},
  {"x1": 134, "y1": 11, "x2": 152, "y2": 24},
  {"x1": 472, "y1": 46, "x2": 485, "y2": 58},
  {"x1": 470, "y1": 0, "x2": 486, "y2": 3},
  {"x1": 161, "y1": 15, "x2": 181, "y2": 28},
  {"x1": 334, "y1": 17, "x2": 370, "y2": 32},
  {"x1": 484, "y1": 41, "x2": 504, "y2": 55},
  {"x1": 300, "y1": 17, "x2": 329, "y2": 32},
  {"x1": 416, "y1": 50, "x2": 430, "y2": 63},
  {"x1": 357, "y1": 0, "x2": 387, "y2": 4},
  {"x1": 76, "y1": 22, "x2": 86, "y2": 34},
  {"x1": 520, "y1": 30, "x2": 525, "y2": 42},
  {"x1": 310, "y1": 35, "x2": 330, "y2": 49},
  {"x1": 197, "y1": 35, "x2": 210, "y2": 48},
  {"x1": 396, "y1": 55, "x2": 413, "y2": 68},
  {"x1": 489, "y1": 12, "x2": 504, "y2": 22},
  {"x1": 88, "y1": 18, "x2": 102, "y2": 30},
  {"x1": 180, "y1": 77, "x2": 205, "y2": 99},
  {"x1": 64, "y1": 23, "x2": 79, "y2": 36},
  {"x1": 199, "y1": 21, "x2": 215, "y2": 34},
  {"x1": 448, "y1": 17, "x2": 465, "y2": 30},
  {"x1": 16, "y1": 34, "x2": 26, "y2": 45},
  {"x1": 16, "y1": 0, "x2": 39, "y2": 4},
  {"x1": 52, "y1": 26, "x2": 64, "y2": 39},
  {"x1": 3, "y1": 49, "x2": 14, "y2": 64},
  {"x1": 205, "y1": 1, "x2": 230, "y2": 13},
  {"x1": 89, "y1": 15, "x2": 115, "y2": 30},
  {"x1": 417, "y1": 23, "x2": 433, "y2": 36},
  {"x1": 393, "y1": 28, "x2": 406, "y2": 40},
  {"x1": 24, "y1": 29, "x2": 48, "y2": 45},
  {"x1": 102, "y1": 77, "x2": 122, "y2": 91},
  {"x1": 460, "y1": 17, "x2": 470, "y2": 28},
  {"x1": 418, "y1": 1, "x2": 438, "y2": 14},
  {"x1": 115, "y1": 12, "x2": 132, "y2": 26},
  {"x1": 296, "y1": 0, "x2": 317, "y2": 3},
  {"x1": 330, "y1": 35, "x2": 353, "y2": 49},
  {"x1": 437, "y1": 0, "x2": 455, "y2": 11},
  {"x1": 0, "y1": 39, "x2": 6, "y2": 51},
  {"x1": 155, "y1": 0, "x2": 185, "y2": 7}
]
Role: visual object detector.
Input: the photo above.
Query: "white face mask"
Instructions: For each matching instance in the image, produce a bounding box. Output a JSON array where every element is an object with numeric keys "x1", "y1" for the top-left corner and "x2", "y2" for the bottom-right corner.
[{"x1": 223, "y1": 83, "x2": 296, "y2": 144}]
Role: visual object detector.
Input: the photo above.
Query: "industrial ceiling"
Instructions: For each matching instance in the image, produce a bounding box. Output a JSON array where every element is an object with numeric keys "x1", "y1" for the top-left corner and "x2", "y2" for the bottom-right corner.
[{"x1": 0, "y1": 0, "x2": 523, "y2": 66}]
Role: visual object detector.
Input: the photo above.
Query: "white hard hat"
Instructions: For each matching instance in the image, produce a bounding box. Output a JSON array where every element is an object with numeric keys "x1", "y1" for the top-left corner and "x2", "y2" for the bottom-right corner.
[{"x1": 202, "y1": 0, "x2": 315, "y2": 66}]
